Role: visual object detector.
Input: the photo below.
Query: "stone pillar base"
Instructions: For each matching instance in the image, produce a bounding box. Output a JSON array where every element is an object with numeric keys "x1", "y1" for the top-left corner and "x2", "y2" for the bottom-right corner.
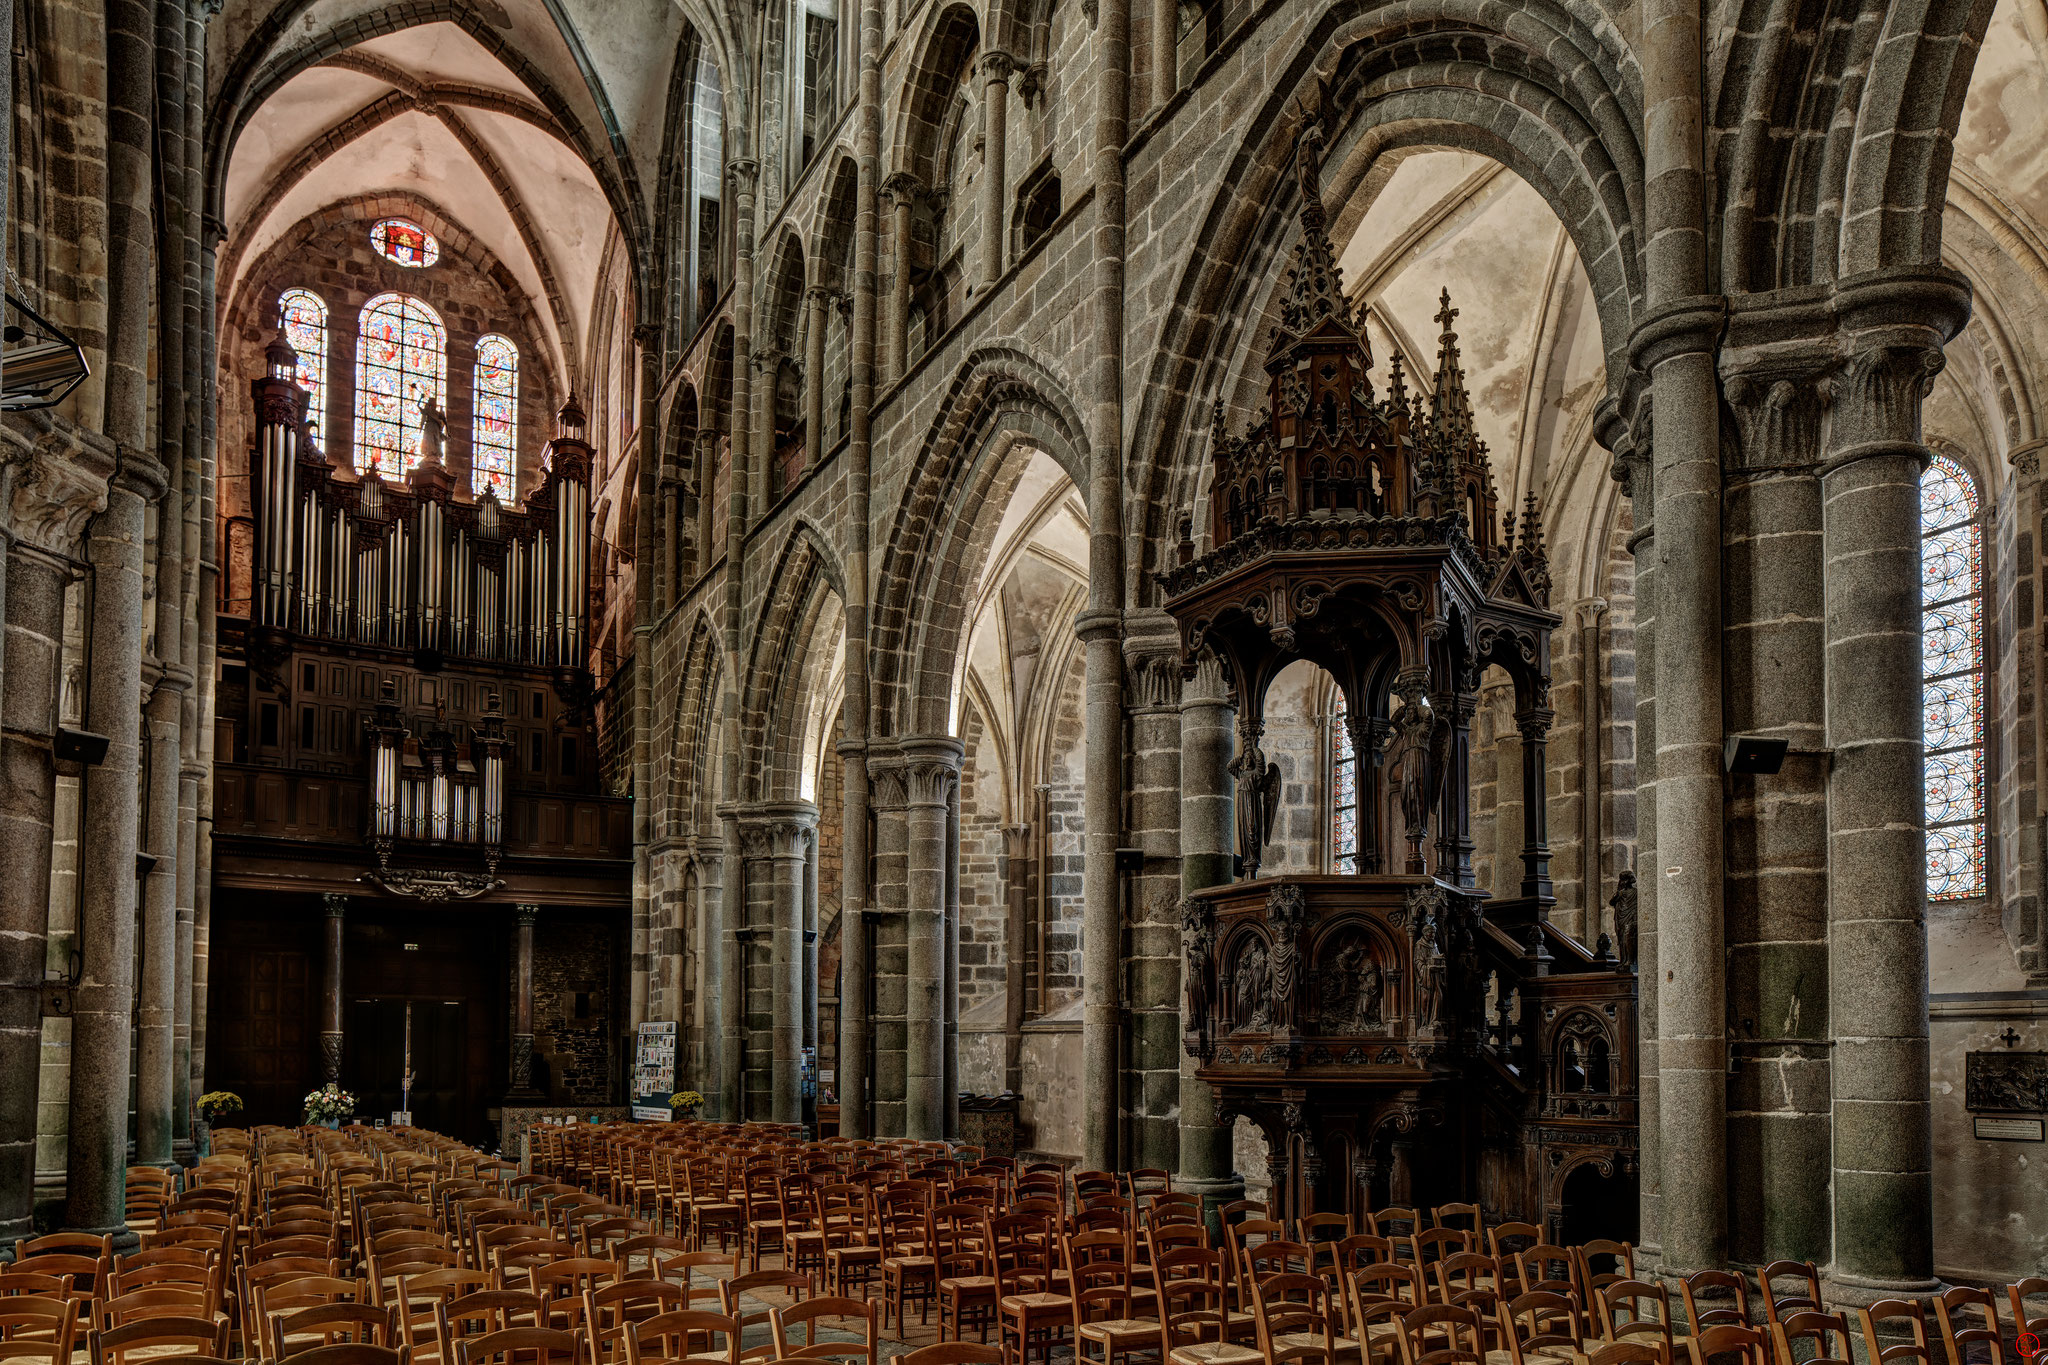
[
  {"x1": 1177, "y1": 1172, "x2": 1246, "y2": 1239},
  {"x1": 59, "y1": 1221, "x2": 140, "y2": 1255},
  {"x1": 1821, "y1": 1272, "x2": 1944, "y2": 1308}
]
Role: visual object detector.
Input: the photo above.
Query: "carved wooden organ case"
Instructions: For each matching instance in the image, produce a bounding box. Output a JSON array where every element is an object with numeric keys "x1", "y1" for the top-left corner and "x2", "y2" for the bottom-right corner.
[{"x1": 1160, "y1": 125, "x2": 1637, "y2": 1232}]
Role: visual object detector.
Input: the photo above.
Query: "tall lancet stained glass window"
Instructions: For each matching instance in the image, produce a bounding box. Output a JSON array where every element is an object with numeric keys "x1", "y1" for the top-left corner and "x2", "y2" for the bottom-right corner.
[
  {"x1": 279, "y1": 288, "x2": 328, "y2": 444},
  {"x1": 472, "y1": 335, "x2": 519, "y2": 496},
  {"x1": 1922, "y1": 453, "x2": 1986, "y2": 900},
  {"x1": 1331, "y1": 687, "x2": 1357, "y2": 874},
  {"x1": 354, "y1": 293, "x2": 447, "y2": 475}
]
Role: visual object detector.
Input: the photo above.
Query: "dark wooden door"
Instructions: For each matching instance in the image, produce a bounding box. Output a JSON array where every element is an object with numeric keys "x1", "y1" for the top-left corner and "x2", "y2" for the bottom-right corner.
[
  {"x1": 213, "y1": 945, "x2": 314, "y2": 1126},
  {"x1": 344, "y1": 998, "x2": 464, "y2": 1135}
]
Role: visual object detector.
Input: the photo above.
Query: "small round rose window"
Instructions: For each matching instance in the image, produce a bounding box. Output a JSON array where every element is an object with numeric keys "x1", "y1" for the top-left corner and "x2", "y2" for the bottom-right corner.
[{"x1": 370, "y1": 218, "x2": 439, "y2": 268}]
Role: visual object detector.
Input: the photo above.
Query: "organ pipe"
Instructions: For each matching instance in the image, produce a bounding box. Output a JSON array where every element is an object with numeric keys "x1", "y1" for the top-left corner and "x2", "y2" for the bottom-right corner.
[{"x1": 246, "y1": 368, "x2": 595, "y2": 669}]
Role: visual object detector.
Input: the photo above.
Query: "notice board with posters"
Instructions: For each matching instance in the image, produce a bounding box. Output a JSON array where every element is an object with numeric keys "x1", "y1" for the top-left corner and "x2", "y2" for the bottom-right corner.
[{"x1": 631, "y1": 1020, "x2": 677, "y2": 1120}]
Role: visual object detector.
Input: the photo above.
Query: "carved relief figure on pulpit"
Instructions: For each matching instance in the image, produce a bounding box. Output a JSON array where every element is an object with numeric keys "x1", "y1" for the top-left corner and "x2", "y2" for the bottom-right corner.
[
  {"x1": 1232, "y1": 938, "x2": 1272, "y2": 1032},
  {"x1": 1309, "y1": 931, "x2": 1386, "y2": 1033}
]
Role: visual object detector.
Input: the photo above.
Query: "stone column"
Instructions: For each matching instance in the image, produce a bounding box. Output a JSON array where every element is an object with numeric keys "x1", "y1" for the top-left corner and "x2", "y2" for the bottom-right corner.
[
  {"x1": 1126, "y1": 639, "x2": 1184, "y2": 1172},
  {"x1": 900, "y1": 739, "x2": 961, "y2": 1140},
  {"x1": 1602, "y1": 399, "x2": 1661, "y2": 1261},
  {"x1": 692, "y1": 847, "x2": 724, "y2": 1096},
  {"x1": 320, "y1": 894, "x2": 346, "y2": 1082},
  {"x1": 65, "y1": 450, "x2": 164, "y2": 1240},
  {"x1": 883, "y1": 174, "x2": 920, "y2": 386},
  {"x1": 1823, "y1": 274, "x2": 1968, "y2": 1296},
  {"x1": 1638, "y1": 296, "x2": 1729, "y2": 1279},
  {"x1": 733, "y1": 813, "x2": 765, "y2": 1119},
  {"x1": 510, "y1": 904, "x2": 539, "y2": 1096},
  {"x1": 944, "y1": 776, "x2": 961, "y2": 1138},
  {"x1": 752, "y1": 347, "x2": 782, "y2": 509},
  {"x1": 804, "y1": 286, "x2": 830, "y2": 454},
  {"x1": 767, "y1": 809, "x2": 817, "y2": 1123},
  {"x1": 714, "y1": 811, "x2": 744, "y2": 1120},
  {"x1": 1719, "y1": 353, "x2": 1831, "y2": 1267},
  {"x1": 868, "y1": 756, "x2": 909, "y2": 1135},
  {"x1": 1, "y1": 544, "x2": 70, "y2": 1244},
  {"x1": 136, "y1": 681, "x2": 186, "y2": 1169},
  {"x1": 1152, "y1": 0, "x2": 1177, "y2": 108},
  {"x1": 1002, "y1": 824, "x2": 1030, "y2": 1093},
  {"x1": 1178, "y1": 654, "x2": 1242, "y2": 1217},
  {"x1": 1517, "y1": 708, "x2": 1553, "y2": 900},
  {"x1": 978, "y1": 53, "x2": 1013, "y2": 286},
  {"x1": 1081, "y1": 0, "x2": 1132, "y2": 1174},
  {"x1": 1578, "y1": 599, "x2": 1609, "y2": 939}
]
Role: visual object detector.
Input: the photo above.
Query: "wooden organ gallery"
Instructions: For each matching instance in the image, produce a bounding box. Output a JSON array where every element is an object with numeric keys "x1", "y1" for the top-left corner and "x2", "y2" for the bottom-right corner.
[
  {"x1": 1163, "y1": 128, "x2": 1639, "y2": 1237},
  {"x1": 205, "y1": 326, "x2": 632, "y2": 1145}
]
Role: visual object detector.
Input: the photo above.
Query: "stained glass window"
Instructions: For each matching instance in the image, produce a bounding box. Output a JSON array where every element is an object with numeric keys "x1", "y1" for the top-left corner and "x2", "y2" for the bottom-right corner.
[
  {"x1": 1922, "y1": 453, "x2": 1985, "y2": 900},
  {"x1": 353, "y1": 293, "x2": 447, "y2": 475},
  {"x1": 472, "y1": 334, "x2": 519, "y2": 496},
  {"x1": 278, "y1": 288, "x2": 328, "y2": 444},
  {"x1": 1331, "y1": 687, "x2": 1357, "y2": 874},
  {"x1": 370, "y1": 218, "x2": 439, "y2": 267}
]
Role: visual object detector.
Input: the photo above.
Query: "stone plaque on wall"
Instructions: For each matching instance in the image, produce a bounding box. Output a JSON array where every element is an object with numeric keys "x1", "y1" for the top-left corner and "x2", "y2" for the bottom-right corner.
[{"x1": 1964, "y1": 1050, "x2": 2048, "y2": 1113}]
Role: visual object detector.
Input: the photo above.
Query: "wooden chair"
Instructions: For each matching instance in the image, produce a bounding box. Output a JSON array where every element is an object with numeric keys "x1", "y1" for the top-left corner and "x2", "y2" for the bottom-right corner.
[
  {"x1": 1584, "y1": 1345, "x2": 1665, "y2": 1365},
  {"x1": 878, "y1": 1198, "x2": 937, "y2": 1335},
  {"x1": 1757, "y1": 1263, "x2": 1822, "y2": 1336},
  {"x1": 1431, "y1": 1207, "x2": 1482, "y2": 1239},
  {"x1": 1072, "y1": 1253, "x2": 1157, "y2": 1365},
  {"x1": 1574, "y1": 1245, "x2": 1634, "y2": 1321},
  {"x1": 718, "y1": 1270, "x2": 814, "y2": 1360},
  {"x1": 395, "y1": 1271, "x2": 492, "y2": 1365},
  {"x1": 1429, "y1": 1254, "x2": 1499, "y2": 1322},
  {"x1": 897, "y1": 1346, "x2": 1005, "y2": 1365},
  {"x1": 0, "y1": 1295, "x2": 77, "y2": 1365},
  {"x1": 1768, "y1": 1310, "x2": 1855, "y2": 1365},
  {"x1": 278, "y1": 1344, "x2": 410, "y2": 1365},
  {"x1": 530, "y1": 1258, "x2": 618, "y2": 1332},
  {"x1": 1409, "y1": 1231, "x2": 1471, "y2": 1274},
  {"x1": 994, "y1": 1219, "x2": 1071, "y2": 1365},
  {"x1": 267, "y1": 1302, "x2": 401, "y2": 1360},
  {"x1": 89, "y1": 1314, "x2": 231, "y2": 1365},
  {"x1": 455, "y1": 1326, "x2": 583, "y2": 1365},
  {"x1": 1159, "y1": 1253, "x2": 1259, "y2": 1365},
  {"x1": 624, "y1": 1310, "x2": 742, "y2": 1365},
  {"x1": 1495, "y1": 1289, "x2": 1582, "y2": 1365},
  {"x1": 1251, "y1": 1271, "x2": 1355, "y2": 1365},
  {"x1": 1684, "y1": 1324, "x2": 1768, "y2": 1365},
  {"x1": 432, "y1": 1290, "x2": 545, "y2": 1365},
  {"x1": 1390, "y1": 1303, "x2": 1484, "y2": 1365},
  {"x1": 1856, "y1": 1301, "x2": 1937, "y2": 1365},
  {"x1": 1595, "y1": 1283, "x2": 1672, "y2": 1354},
  {"x1": 96, "y1": 1286, "x2": 217, "y2": 1331},
  {"x1": 935, "y1": 1242, "x2": 999, "y2": 1345},
  {"x1": 1934, "y1": 1288, "x2": 2006, "y2": 1365},
  {"x1": 582, "y1": 1280, "x2": 688, "y2": 1365},
  {"x1": 769, "y1": 1296, "x2": 879, "y2": 1365},
  {"x1": 1680, "y1": 1272, "x2": 1751, "y2": 1335},
  {"x1": 1347, "y1": 1264, "x2": 1425, "y2": 1365},
  {"x1": 2007, "y1": 1279, "x2": 2048, "y2": 1347}
]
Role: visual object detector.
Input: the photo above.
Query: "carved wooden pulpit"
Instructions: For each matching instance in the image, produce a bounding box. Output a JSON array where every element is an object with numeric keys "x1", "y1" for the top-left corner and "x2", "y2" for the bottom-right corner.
[{"x1": 1161, "y1": 122, "x2": 1635, "y2": 1232}]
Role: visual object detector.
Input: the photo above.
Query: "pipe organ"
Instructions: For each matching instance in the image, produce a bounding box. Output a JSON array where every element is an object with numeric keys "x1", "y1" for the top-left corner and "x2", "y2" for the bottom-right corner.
[{"x1": 250, "y1": 336, "x2": 593, "y2": 668}]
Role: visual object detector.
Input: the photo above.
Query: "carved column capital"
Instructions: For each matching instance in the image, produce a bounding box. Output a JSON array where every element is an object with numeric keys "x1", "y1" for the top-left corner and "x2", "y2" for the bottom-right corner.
[
  {"x1": 979, "y1": 49, "x2": 1019, "y2": 83},
  {"x1": 514, "y1": 903, "x2": 540, "y2": 927},
  {"x1": 1127, "y1": 650, "x2": 1183, "y2": 711},
  {"x1": 323, "y1": 893, "x2": 348, "y2": 920},
  {"x1": 2009, "y1": 437, "x2": 2048, "y2": 479},
  {"x1": 883, "y1": 172, "x2": 925, "y2": 208},
  {"x1": 726, "y1": 157, "x2": 760, "y2": 191}
]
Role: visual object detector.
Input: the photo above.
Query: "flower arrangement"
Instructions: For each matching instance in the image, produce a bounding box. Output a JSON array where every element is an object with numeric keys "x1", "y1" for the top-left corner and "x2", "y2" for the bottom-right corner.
[
  {"x1": 197, "y1": 1091, "x2": 242, "y2": 1122},
  {"x1": 668, "y1": 1090, "x2": 705, "y2": 1117},
  {"x1": 303, "y1": 1082, "x2": 357, "y2": 1124}
]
